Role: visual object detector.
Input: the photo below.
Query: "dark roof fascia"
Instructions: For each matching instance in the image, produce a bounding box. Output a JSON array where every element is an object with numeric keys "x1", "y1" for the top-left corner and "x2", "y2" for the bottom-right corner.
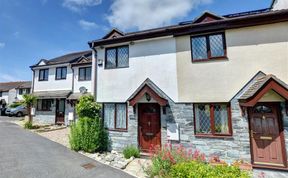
[
  {"x1": 71, "y1": 62, "x2": 92, "y2": 67},
  {"x1": 89, "y1": 9, "x2": 288, "y2": 48},
  {"x1": 30, "y1": 62, "x2": 70, "y2": 69}
]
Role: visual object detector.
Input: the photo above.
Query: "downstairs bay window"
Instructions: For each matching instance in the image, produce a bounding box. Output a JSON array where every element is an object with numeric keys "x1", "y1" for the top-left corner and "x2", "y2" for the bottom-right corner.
[
  {"x1": 103, "y1": 103, "x2": 127, "y2": 131},
  {"x1": 194, "y1": 103, "x2": 232, "y2": 137}
]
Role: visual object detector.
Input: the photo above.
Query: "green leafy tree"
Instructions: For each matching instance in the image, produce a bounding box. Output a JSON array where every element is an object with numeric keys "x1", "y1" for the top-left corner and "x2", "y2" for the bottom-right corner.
[
  {"x1": 76, "y1": 95, "x2": 101, "y2": 118},
  {"x1": 70, "y1": 95, "x2": 109, "y2": 152},
  {"x1": 22, "y1": 94, "x2": 37, "y2": 123}
]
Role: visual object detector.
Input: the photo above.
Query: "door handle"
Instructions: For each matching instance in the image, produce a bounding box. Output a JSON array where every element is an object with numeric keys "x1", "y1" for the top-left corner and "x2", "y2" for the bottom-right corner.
[{"x1": 250, "y1": 130, "x2": 256, "y2": 138}]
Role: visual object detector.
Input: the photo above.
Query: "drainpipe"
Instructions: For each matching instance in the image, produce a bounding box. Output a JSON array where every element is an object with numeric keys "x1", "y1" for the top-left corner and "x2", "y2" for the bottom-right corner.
[
  {"x1": 70, "y1": 64, "x2": 74, "y2": 93},
  {"x1": 91, "y1": 47, "x2": 98, "y2": 102},
  {"x1": 31, "y1": 68, "x2": 35, "y2": 93}
]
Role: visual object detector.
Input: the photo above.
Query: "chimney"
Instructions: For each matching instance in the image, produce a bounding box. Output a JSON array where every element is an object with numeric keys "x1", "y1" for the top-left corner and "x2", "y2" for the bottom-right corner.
[{"x1": 271, "y1": 0, "x2": 288, "y2": 10}]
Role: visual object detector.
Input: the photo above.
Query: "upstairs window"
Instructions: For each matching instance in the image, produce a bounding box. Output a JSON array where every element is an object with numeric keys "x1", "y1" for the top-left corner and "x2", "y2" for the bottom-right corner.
[
  {"x1": 39, "y1": 69, "x2": 49, "y2": 81},
  {"x1": 55, "y1": 67, "x2": 67, "y2": 80},
  {"x1": 103, "y1": 103, "x2": 127, "y2": 131},
  {"x1": 19, "y1": 88, "x2": 30, "y2": 95},
  {"x1": 194, "y1": 103, "x2": 232, "y2": 137},
  {"x1": 191, "y1": 33, "x2": 226, "y2": 61},
  {"x1": 105, "y1": 46, "x2": 129, "y2": 69},
  {"x1": 79, "y1": 67, "x2": 91, "y2": 81},
  {"x1": 0, "y1": 92, "x2": 2, "y2": 97}
]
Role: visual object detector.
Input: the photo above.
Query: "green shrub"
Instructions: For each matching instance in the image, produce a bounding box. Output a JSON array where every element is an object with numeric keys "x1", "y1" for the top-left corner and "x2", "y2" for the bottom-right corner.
[
  {"x1": 169, "y1": 161, "x2": 250, "y2": 178},
  {"x1": 9, "y1": 102, "x2": 23, "y2": 108},
  {"x1": 123, "y1": 145, "x2": 140, "y2": 159},
  {"x1": 69, "y1": 117, "x2": 109, "y2": 153},
  {"x1": 24, "y1": 121, "x2": 33, "y2": 129},
  {"x1": 76, "y1": 95, "x2": 101, "y2": 118},
  {"x1": 145, "y1": 144, "x2": 206, "y2": 178}
]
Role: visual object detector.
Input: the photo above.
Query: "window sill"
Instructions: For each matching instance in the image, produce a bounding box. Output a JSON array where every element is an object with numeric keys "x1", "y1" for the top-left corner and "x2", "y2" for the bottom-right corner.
[
  {"x1": 55, "y1": 78, "x2": 66, "y2": 80},
  {"x1": 192, "y1": 56, "x2": 228, "y2": 63},
  {"x1": 38, "y1": 80, "x2": 48, "y2": 82},
  {"x1": 195, "y1": 134, "x2": 233, "y2": 139},
  {"x1": 106, "y1": 128, "x2": 128, "y2": 132},
  {"x1": 78, "y1": 79, "x2": 91, "y2": 81},
  {"x1": 104, "y1": 66, "x2": 129, "y2": 70}
]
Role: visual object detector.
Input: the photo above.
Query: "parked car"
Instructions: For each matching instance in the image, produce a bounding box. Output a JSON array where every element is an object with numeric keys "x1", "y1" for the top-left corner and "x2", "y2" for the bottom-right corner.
[{"x1": 5, "y1": 105, "x2": 28, "y2": 117}]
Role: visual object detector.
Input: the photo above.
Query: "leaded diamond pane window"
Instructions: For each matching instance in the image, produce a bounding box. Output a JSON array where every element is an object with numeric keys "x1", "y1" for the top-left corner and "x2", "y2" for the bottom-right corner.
[
  {"x1": 209, "y1": 34, "x2": 224, "y2": 57},
  {"x1": 194, "y1": 103, "x2": 231, "y2": 136},
  {"x1": 106, "y1": 48, "x2": 117, "y2": 68},
  {"x1": 191, "y1": 33, "x2": 226, "y2": 61},
  {"x1": 195, "y1": 104, "x2": 211, "y2": 133},
  {"x1": 192, "y1": 37, "x2": 207, "y2": 60},
  {"x1": 214, "y1": 104, "x2": 229, "y2": 134},
  {"x1": 117, "y1": 46, "x2": 129, "y2": 67},
  {"x1": 105, "y1": 46, "x2": 129, "y2": 69}
]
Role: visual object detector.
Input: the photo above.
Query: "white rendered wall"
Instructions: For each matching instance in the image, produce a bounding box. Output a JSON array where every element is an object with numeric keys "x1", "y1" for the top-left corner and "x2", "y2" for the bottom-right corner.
[
  {"x1": 272, "y1": 0, "x2": 288, "y2": 10},
  {"x1": 33, "y1": 65, "x2": 73, "y2": 92},
  {"x1": 96, "y1": 37, "x2": 179, "y2": 102},
  {"x1": 72, "y1": 65, "x2": 92, "y2": 93}
]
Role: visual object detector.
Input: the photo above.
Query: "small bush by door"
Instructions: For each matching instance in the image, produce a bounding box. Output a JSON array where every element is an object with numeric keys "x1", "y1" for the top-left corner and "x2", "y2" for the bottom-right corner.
[{"x1": 69, "y1": 95, "x2": 109, "y2": 153}]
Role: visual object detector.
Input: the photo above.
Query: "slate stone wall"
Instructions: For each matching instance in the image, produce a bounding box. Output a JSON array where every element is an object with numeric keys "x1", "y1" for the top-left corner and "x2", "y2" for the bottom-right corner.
[
  {"x1": 34, "y1": 110, "x2": 56, "y2": 124},
  {"x1": 108, "y1": 104, "x2": 138, "y2": 151},
  {"x1": 163, "y1": 100, "x2": 251, "y2": 164}
]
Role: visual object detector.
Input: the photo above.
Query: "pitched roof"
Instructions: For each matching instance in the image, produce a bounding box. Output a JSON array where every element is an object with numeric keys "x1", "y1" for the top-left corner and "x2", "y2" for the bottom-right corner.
[
  {"x1": 16, "y1": 81, "x2": 32, "y2": 89},
  {"x1": 31, "y1": 50, "x2": 92, "y2": 68},
  {"x1": 127, "y1": 78, "x2": 169, "y2": 106},
  {"x1": 102, "y1": 28, "x2": 125, "y2": 39},
  {"x1": 89, "y1": 9, "x2": 288, "y2": 47},
  {"x1": 192, "y1": 11, "x2": 224, "y2": 24},
  {"x1": 239, "y1": 74, "x2": 288, "y2": 100},
  {"x1": 0, "y1": 81, "x2": 31, "y2": 92}
]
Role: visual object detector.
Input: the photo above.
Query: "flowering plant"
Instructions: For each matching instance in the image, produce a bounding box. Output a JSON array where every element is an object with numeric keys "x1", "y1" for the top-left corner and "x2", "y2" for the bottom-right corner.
[{"x1": 145, "y1": 143, "x2": 206, "y2": 177}]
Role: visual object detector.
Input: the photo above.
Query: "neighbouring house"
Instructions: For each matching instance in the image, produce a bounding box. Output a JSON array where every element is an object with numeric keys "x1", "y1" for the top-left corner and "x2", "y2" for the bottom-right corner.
[
  {"x1": 88, "y1": 0, "x2": 288, "y2": 170},
  {"x1": 30, "y1": 50, "x2": 92, "y2": 125},
  {"x1": 0, "y1": 81, "x2": 32, "y2": 108}
]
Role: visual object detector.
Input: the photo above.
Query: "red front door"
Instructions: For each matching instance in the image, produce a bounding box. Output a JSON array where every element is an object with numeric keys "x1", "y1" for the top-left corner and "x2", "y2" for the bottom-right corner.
[
  {"x1": 138, "y1": 103, "x2": 161, "y2": 152},
  {"x1": 249, "y1": 103, "x2": 286, "y2": 167}
]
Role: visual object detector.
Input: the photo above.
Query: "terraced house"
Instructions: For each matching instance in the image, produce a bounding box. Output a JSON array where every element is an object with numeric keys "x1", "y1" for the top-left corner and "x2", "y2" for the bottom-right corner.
[
  {"x1": 30, "y1": 51, "x2": 92, "y2": 125},
  {"x1": 0, "y1": 81, "x2": 31, "y2": 109},
  {"x1": 88, "y1": 0, "x2": 288, "y2": 170}
]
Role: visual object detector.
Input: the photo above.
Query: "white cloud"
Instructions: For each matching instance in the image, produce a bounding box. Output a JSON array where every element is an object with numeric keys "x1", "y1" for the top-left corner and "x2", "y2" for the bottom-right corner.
[
  {"x1": 107, "y1": 0, "x2": 212, "y2": 31},
  {"x1": 0, "y1": 42, "x2": 5, "y2": 48},
  {"x1": 0, "y1": 74, "x2": 19, "y2": 82},
  {"x1": 79, "y1": 19, "x2": 98, "y2": 30},
  {"x1": 63, "y1": 0, "x2": 102, "y2": 12}
]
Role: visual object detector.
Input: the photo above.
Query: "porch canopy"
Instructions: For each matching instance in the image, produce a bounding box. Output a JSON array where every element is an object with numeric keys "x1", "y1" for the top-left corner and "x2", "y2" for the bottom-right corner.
[
  {"x1": 239, "y1": 74, "x2": 288, "y2": 107},
  {"x1": 67, "y1": 92, "x2": 91, "y2": 100},
  {"x1": 33, "y1": 90, "x2": 71, "y2": 99},
  {"x1": 127, "y1": 78, "x2": 168, "y2": 106}
]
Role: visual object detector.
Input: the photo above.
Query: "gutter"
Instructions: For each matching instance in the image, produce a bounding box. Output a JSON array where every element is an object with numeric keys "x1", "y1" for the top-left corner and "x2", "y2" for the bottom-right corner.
[{"x1": 88, "y1": 9, "x2": 288, "y2": 47}]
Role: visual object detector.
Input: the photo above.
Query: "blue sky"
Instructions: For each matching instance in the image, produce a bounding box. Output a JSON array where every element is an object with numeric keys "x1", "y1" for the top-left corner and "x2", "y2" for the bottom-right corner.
[{"x1": 0, "y1": 0, "x2": 272, "y2": 82}]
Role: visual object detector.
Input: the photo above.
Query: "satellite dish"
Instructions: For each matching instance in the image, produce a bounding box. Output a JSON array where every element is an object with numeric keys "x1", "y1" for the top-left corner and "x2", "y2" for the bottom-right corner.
[{"x1": 79, "y1": 86, "x2": 87, "y2": 94}]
